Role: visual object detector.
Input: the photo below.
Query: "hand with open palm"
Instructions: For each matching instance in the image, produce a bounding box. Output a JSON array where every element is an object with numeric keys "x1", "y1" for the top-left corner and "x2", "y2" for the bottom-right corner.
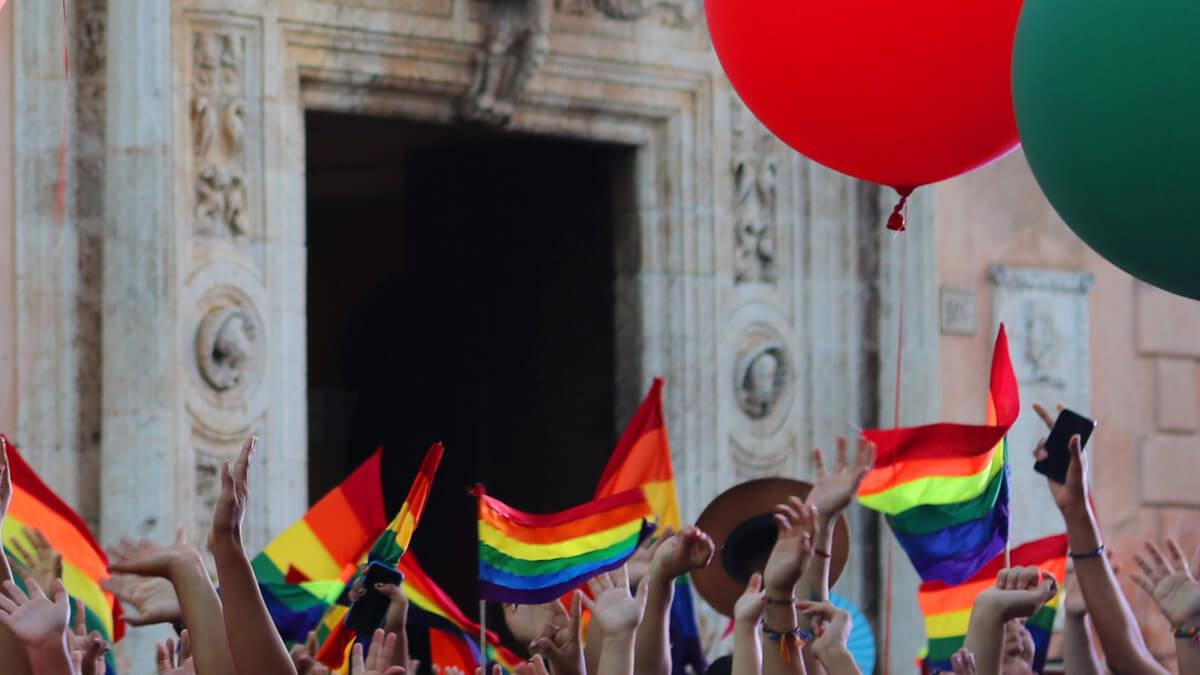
[
  {"x1": 806, "y1": 436, "x2": 875, "y2": 525},
  {"x1": 762, "y1": 498, "x2": 817, "y2": 594},
  {"x1": 351, "y1": 629, "x2": 406, "y2": 675},
  {"x1": 586, "y1": 567, "x2": 650, "y2": 637},
  {"x1": 1132, "y1": 538, "x2": 1200, "y2": 627},
  {"x1": 155, "y1": 630, "x2": 195, "y2": 675},
  {"x1": 0, "y1": 575, "x2": 71, "y2": 650}
]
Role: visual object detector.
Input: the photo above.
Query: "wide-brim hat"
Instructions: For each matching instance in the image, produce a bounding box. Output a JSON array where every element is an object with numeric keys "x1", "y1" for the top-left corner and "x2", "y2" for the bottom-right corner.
[{"x1": 691, "y1": 478, "x2": 850, "y2": 617}]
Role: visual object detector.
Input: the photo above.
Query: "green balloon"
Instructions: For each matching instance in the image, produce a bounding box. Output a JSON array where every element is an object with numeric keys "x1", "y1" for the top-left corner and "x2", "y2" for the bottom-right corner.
[{"x1": 1012, "y1": 0, "x2": 1200, "y2": 300}]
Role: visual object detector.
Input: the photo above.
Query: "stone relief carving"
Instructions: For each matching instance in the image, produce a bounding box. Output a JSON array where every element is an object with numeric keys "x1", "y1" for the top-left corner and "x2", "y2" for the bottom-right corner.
[
  {"x1": 731, "y1": 102, "x2": 778, "y2": 284},
  {"x1": 196, "y1": 306, "x2": 259, "y2": 393},
  {"x1": 737, "y1": 343, "x2": 788, "y2": 419},
  {"x1": 556, "y1": 0, "x2": 696, "y2": 26},
  {"x1": 461, "y1": 0, "x2": 549, "y2": 125},
  {"x1": 191, "y1": 30, "x2": 250, "y2": 238}
]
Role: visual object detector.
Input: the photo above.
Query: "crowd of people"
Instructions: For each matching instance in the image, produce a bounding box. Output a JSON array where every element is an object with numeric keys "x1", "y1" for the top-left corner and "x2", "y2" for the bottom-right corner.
[{"x1": 0, "y1": 402, "x2": 1195, "y2": 675}]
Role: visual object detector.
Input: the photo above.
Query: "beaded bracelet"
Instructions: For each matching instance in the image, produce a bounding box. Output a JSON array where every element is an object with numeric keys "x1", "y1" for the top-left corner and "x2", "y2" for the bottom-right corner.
[
  {"x1": 762, "y1": 625, "x2": 814, "y2": 661},
  {"x1": 766, "y1": 595, "x2": 796, "y2": 605},
  {"x1": 1068, "y1": 544, "x2": 1106, "y2": 560},
  {"x1": 1174, "y1": 625, "x2": 1200, "y2": 642}
]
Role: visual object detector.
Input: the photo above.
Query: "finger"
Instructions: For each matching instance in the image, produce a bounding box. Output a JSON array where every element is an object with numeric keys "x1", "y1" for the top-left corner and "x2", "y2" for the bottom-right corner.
[
  {"x1": 1134, "y1": 553, "x2": 1158, "y2": 581},
  {"x1": 175, "y1": 526, "x2": 187, "y2": 547},
  {"x1": 773, "y1": 513, "x2": 792, "y2": 535},
  {"x1": 53, "y1": 553, "x2": 63, "y2": 580},
  {"x1": 367, "y1": 628, "x2": 385, "y2": 667},
  {"x1": 74, "y1": 597, "x2": 87, "y2": 635},
  {"x1": 11, "y1": 538, "x2": 33, "y2": 566},
  {"x1": 835, "y1": 436, "x2": 848, "y2": 472},
  {"x1": 236, "y1": 435, "x2": 257, "y2": 483},
  {"x1": 812, "y1": 447, "x2": 826, "y2": 479},
  {"x1": 15, "y1": 575, "x2": 38, "y2": 601},
  {"x1": 774, "y1": 502, "x2": 801, "y2": 525},
  {"x1": 615, "y1": 565, "x2": 630, "y2": 592},
  {"x1": 0, "y1": 591, "x2": 18, "y2": 614},
  {"x1": 180, "y1": 629, "x2": 192, "y2": 660},
  {"x1": 1167, "y1": 539, "x2": 1190, "y2": 574},
  {"x1": 747, "y1": 572, "x2": 762, "y2": 593},
  {"x1": 1131, "y1": 573, "x2": 1156, "y2": 600},
  {"x1": 156, "y1": 642, "x2": 173, "y2": 674},
  {"x1": 351, "y1": 643, "x2": 366, "y2": 675},
  {"x1": 570, "y1": 590, "x2": 583, "y2": 622},
  {"x1": 1146, "y1": 542, "x2": 1172, "y2": 576},
  {"x1": 857, "y1": 438, "x2": 877, "y2": 472},
  {"x1": 579, "y1": 593, "x2": 595, "y2": 613},
  {"x1": 307, "y1": 631, "x2": 319, "y2": 654},
  {"x1": 1034, "y1": 439, "x2": 1048, "y2": 463},
  {"x1": 1068, "y1": 435, "x2": 1086, "y2": 477},
  {"x1": 635, "y1": 575, "x2": 650, "y2": 604},
  {"x1": 30, "y1": 528, "x2": 52, "y2": 552},
  {"x1": 1033, "y1": 403, "x2": 1055, "y2": 429}
]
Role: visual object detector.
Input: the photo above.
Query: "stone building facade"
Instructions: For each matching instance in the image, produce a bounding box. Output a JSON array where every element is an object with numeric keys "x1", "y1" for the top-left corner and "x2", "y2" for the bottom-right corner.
[{"x1": 21, "y1": 1, "x2": 1181, "y2": 674}]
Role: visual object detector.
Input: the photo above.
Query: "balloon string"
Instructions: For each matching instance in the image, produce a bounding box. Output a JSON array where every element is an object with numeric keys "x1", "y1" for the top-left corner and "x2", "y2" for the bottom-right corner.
[
  {"x1": 885, "y1": 187, "x2": 914, "y2": 232},
  {"x1": 882, "y1": 196, "x2": 908, "y2": 675}
]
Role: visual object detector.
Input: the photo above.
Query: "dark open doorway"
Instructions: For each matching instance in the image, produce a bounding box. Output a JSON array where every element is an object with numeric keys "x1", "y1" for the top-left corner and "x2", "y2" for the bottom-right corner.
[{"x1": 305, "y1": 110, "x2": 635, "y2": 621}]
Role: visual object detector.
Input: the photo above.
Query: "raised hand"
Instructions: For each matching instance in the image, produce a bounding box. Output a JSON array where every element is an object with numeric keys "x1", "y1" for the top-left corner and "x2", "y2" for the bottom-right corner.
[
  {"x1": 649, "y1": 526, "x2": 715, "y2": 581},
  {"x1": 1032, "y1": 403, "x2": 1090, "y2": 515},
  {"x1": 762, "y1": 498, "x2": 817, "y2": 594},
  {"x1": 155, "y1": 630, "x2": 195, "y2": 675},
  {"x1": 950, "y1": 649, "x2": 977, "y2": 675},
  {"x1": 975, "y1": 567, "x2": 1058, "y2": 622},
  {"x1": 0, "y1": 576, "x2": 72, "y2": 649},
  {"x1": 806, "y1": 436, "x2": 875, "y2": 523},
  {"x1": 733, "y1": 573, "x2": 767, "y2": 626},
  {"x1": 68, "y1": 598, "x2": 109, "y2": 675},
  {"x1": 350, "y1": 629, "x2": 406, "y2": 675},
  {"x1": 209, "y1": 436, "x2": 256, "y2": 552},
  {"x1": 290, "y1": 631, "x2": 332, "y2": 675},
  {"x1": 503, "y1": 598, "x2": 568, "y2": 645},
  {"x1": 796, "y1": 601, "x2": 852, "y2": 659},
  {"x1": 626, "y1": 527, "x2": 672, "y2": 587},
  {"x1": 530, "y1": 590, "x2": 584, "y2": 675},
  {"x1": 1132, "y1": 538, "x2": 1200, "y2": 627},
  {"x1": 586, "y1": 567, "x2": 650, "y2": 636},
  {"x1": 10, "y1": 528, "x2": 63, "y2": 594}
]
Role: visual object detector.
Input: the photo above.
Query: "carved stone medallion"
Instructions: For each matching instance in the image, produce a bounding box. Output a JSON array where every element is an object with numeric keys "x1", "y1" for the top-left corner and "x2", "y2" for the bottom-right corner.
[
  {"x1": 190, "y1": 284, "x2": 265, "y2": 409},
  {"x1": 734, "y1": 325, "x2": 791, "y2": 424}
]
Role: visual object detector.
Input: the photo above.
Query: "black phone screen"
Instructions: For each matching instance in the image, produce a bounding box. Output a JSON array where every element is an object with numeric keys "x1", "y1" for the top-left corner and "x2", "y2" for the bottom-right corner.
[{"x1": 1034, "y1": 408, "x2": 1096, "y2": 484}]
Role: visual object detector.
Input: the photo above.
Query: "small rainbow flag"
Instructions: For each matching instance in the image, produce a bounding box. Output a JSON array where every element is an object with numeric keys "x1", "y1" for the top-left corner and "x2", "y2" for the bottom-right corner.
[
  {"x1": 252, "y1": 449, "x2": 389, "y2": 643},
  {"x1": 858, "y1": 325, "x2": 1018, "y2": 585},
  {"x1": 919, "y1": 534, "x2": 1068, "y2": 673},
  {"x1": 316, "y1": 443, "x2": 444, "y2": 668},
  {"x1": 0, "y1": 436, "x2": 123, "y2": 652},
  {"x1": 400, "y1": 553, "x2": 523, "y2": 673},
  {"x1": 474, "y1": 485, "x2": 652, "y2": 605},
  {"x1": 594, "y1": 378, "x2": 705, "y2": 675}
]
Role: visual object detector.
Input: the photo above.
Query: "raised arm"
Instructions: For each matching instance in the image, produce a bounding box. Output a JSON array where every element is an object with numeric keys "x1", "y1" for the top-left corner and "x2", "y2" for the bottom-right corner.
[
  {"x1": 0, "y1": 575, "x2": 75, "y2": 675},
  {"x1": 1131, "y1": 538, "x2": 1200, "y2": 675},
  {"x1": 587, "y1": 567, "x2": 650, "y2": 675},
  {"x1": 794, "y1": 602, "x2": 859, "y2": 675},
  {"x1": 107, "y1": 529, "x2": 235, "y2": 675},
  {"x1": 0, "y1": 438, "x2": 33, "y2": 675},
  {"x1": 1031, "y1": 403, "x2": 1168, "y2": 675},
  {"x1": 1061, "y1": 567, "x2": 1103, "y2": 675},
  {"x1": 797, "y1": 438, "x2": 873, "y2": 675},
  {"x1": 732, "y1": 573, "x2": 767, "y2": 675},
  {"x1": 208, "y1": 436, "x2": 298, "y2": 675},
  {"x1": 377, "y1": 580, "x2": 412, "y2": 670},
  {"x1": 762, "y1": 499, "x2": 817, "y2": 675},
  {"x1": 962, "y1": 567, "x2": 1057, "y2": 675},
  {"x1": 636, "y1": 526, "x2": 714, "y2": 675}
]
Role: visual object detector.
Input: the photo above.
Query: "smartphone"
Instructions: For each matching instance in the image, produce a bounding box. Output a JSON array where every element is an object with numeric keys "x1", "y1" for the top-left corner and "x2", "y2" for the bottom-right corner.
[
  {"x1": 1034, "y1": 408, "x2": 1096, "y2": 484},
  {"x1": 345, "y1": 561, "x2": 404, "y2": 634}
]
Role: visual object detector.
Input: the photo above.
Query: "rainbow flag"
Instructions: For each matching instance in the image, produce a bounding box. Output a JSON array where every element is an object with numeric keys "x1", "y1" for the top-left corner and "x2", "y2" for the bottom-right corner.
[
  {"x1": 252, "y1": 449, "x2": 389, "y2": 643},
  {"x1": 400, "y1": 553, "x2": 524, "y2": 673},
  {"x1": 474, "y1": 485, "x2": 652, "y2": 605},
  {"x1": 594, "y1": 378, "x2": 705, "y2": 675},
  {"x1": 0, "y1": 436, "x2": 123, "y2": 648},
  {"x1": 858, "y1": 326, "x2": 1018, "y2": 585},
  {"x1": 316, "y1": 443, "x2": 444, "y2": 668},
  {"x1": 919, "y1": 534, "x2": 1068, "y2": 673}
]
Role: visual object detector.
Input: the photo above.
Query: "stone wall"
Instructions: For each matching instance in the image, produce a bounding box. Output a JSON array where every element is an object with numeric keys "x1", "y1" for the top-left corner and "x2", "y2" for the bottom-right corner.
[
  {"x1": 1, "y1": 1, "x2": 944, "y2": 672},
  {"x1": 936, "y1": 150, "x2": 1200, "y2": 672}
]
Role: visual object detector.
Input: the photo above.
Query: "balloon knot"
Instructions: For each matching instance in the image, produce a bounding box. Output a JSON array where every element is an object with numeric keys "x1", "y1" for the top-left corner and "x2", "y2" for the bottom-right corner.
[{"x1": 886, "y1": 187, "x2": 915, "y2": 232}]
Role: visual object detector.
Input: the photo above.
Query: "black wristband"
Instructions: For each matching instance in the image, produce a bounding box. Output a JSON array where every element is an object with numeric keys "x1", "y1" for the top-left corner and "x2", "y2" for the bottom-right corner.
[{"x1": 1069, "y1": 544, "x2": 1105, "y2": 560}]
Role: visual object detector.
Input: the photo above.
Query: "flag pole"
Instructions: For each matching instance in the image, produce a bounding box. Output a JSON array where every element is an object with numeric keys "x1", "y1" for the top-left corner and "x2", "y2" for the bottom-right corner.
[{"x1": 479, "y1": 600, "x2": 487, "y2": 668}]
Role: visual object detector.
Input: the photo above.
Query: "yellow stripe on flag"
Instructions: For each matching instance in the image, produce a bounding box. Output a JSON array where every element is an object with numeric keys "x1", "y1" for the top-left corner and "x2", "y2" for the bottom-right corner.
[{"x1": 479, "y1": 518, "x2": 643, "y2": 561}]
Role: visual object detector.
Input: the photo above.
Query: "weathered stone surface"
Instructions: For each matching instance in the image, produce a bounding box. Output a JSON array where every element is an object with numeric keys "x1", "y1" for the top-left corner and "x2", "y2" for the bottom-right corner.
[
  {"x1": 1139, "y1": 434, "x2": 1200, "y2": 507},
  {"x1": 1155, "y1": 358, "x2": 1198, "y2": 433}
]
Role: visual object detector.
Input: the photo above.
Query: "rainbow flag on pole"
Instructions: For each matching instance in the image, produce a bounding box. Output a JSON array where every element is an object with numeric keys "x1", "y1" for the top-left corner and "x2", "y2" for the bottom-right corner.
[
  {"x1": 400, "y1": 553, "x2": 524, "y2": 673},
  {"x1": 919, "y1": 534, "x2": 1068, "y2": 673},
  {"x1": 0, "y1": 436, "x2": 123, "y2": 655},
  {"x1": 252, "y1": 449, "x2": 389, "y2": 643},
  {"x1": 474, "y1": 486, "x2": 652, "y2": 605},
  {"x1": 316, "y1": 443, "x2": 444, "y2": 668},
  {"x1": 858, "y1": 326, "x2": 1018, "y2": 585},
  {"x1": 594, "y1": 378, "x2": 706, "y2": 675}
]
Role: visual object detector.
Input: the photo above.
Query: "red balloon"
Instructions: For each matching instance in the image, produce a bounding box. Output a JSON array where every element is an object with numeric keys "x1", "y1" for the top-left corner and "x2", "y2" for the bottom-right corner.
[{"x1": 705, "y1": 0, "x2": 1023, "y2": 190}]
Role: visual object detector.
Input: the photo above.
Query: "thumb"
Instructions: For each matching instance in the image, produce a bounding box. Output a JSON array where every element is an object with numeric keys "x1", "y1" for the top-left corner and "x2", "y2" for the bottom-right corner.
[
  {"x1": 51, "y1": 578, "x2": 70, "y2": 607},
  {"x1": 635, "y1": 576, "x2": 650, "y2": 605}
]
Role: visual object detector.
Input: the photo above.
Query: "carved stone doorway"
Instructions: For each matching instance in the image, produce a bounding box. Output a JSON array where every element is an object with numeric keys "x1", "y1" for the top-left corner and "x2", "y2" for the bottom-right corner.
[{"x1": 305, "y1": 110, "x2": 635, "y2": 612}]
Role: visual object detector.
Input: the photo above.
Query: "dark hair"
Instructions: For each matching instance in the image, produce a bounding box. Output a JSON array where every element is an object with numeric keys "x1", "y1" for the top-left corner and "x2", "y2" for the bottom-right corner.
[{"x1": 705, "y1": 655, "x2": 732, "y2": 675}]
